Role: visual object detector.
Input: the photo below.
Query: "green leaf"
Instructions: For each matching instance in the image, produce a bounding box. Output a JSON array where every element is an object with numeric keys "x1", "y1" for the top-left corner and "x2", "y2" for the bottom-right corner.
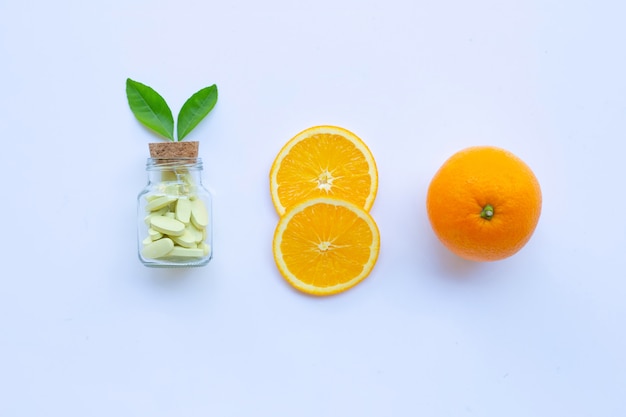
[
  {"x1": 126, "y1": 78, "x2": 174, "y2": 141},
  {"x1": 177, "y1": 84, "x2": 218, "y2": 141}
]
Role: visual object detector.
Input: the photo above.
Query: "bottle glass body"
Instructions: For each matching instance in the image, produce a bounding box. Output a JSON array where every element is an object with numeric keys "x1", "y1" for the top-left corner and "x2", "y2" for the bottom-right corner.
[{"x1": 137, "y1": 158, "x2": 213, "y2": 267}]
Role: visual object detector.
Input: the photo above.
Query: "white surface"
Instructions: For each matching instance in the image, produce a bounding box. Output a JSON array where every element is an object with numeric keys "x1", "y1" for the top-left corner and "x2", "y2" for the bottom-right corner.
[{"x1": 1, "y1": 1, "x2": 625, "y2": 416}]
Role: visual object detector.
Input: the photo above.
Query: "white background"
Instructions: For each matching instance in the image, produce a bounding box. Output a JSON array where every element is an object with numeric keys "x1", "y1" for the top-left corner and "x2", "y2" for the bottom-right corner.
[{"x1": 1, "y1": 1, "x2": 625, "y2": 416}]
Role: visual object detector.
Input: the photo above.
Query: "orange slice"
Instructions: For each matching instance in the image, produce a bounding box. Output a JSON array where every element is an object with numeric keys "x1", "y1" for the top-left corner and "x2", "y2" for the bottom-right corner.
[
  {"x1": 272, "y1": 197, "x2": 380, "y2": 296},
  {"x1": 270, "y1": 125, "x2": 378, "y2": 216}
]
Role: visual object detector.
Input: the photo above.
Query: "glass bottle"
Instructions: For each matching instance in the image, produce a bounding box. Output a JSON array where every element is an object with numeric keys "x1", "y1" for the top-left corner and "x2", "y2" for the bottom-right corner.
[{"x1": 137, "y1": 157, "x2": 213, "y2": 267}]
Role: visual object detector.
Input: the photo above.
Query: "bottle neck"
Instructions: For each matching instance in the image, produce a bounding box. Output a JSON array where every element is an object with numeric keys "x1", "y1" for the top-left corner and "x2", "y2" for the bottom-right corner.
[
  {"x1": 146, "y1": 157, "x2": 202, "y2": 168},
  {"x1": 145, "y1": 158, "x2": 203, "y2": 187}
]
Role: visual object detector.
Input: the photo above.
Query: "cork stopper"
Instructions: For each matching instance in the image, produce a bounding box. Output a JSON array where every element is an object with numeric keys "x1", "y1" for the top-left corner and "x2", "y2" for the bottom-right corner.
[{"x1": 149, "y1": 141, "x2": 199, "y2": 158}]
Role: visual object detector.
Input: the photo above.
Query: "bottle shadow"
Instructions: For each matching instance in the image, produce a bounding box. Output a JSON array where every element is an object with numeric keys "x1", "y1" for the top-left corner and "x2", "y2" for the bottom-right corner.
[{"x1": 148, "y1": 267, "x2": 197, "y2": 287}]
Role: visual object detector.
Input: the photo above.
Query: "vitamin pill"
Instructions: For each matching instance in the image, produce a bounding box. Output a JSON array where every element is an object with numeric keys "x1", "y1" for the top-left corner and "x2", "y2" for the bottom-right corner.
[
  {"x1": 145, "y1": 194, "x2": 161, "y2": 202},
  {"x1": 200, "y1": 242, "x2": 211, "y2": 256},
  {"x1": 141, "y1": 238, "x2": 174, "y2": 259},
  {"x1": 145, "y1": 195, "x2": 177, "y2": 212},
  {"x1": 148, "y1": 228, "x2": 163, "y2": 240},
  {"x1": 190, "y1": 199, "x2": 209, "y2": 228},
  {"x1": 170, "y1": 228, "x2": 197, "y2": 248},
  {"x1": 144, "y1": 207, "x2": 169, "y2": 225},
  {"x1": 176, "y1": 197, "x2": 192, "y2": 224},
  {"x1": 182, "y1": 224, "x2": 202, "y2": 243},
  {"x1": 150, "y1": 216, "x2": 185, "y2": 236},
  {"x1": 166, "y1": 246, "x2": 204, "y2": 258}
]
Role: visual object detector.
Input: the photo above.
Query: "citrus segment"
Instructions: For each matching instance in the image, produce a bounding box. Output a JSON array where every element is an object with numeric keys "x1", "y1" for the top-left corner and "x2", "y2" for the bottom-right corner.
[
  {"x1": 270, "y1": 125, "x2": 378, "y2": 216},
  {"x1": 426, "y1": 146, "x2": 542, "y2": 262},
  {"x1": 273, "y1": 197, "x2": 380, "y2": 296}
]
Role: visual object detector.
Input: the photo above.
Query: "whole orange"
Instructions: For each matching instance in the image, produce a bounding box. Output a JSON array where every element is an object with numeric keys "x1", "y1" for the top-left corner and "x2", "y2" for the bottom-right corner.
[{"x1": 426, "y1": 146, "x2": 542, "y2": 262}]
